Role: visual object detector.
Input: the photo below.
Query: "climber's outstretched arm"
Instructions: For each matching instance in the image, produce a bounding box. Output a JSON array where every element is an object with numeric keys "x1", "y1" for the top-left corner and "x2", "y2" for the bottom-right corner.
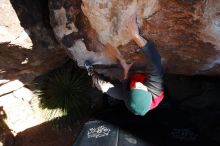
[{"x1": 126, "y1": 14, "x2": 163, "y2": 98}]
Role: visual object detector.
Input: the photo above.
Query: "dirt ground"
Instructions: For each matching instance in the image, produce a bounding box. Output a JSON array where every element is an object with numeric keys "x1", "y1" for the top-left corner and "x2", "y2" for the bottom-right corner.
[
  {"x1": 14, "y1": 122, "x2": 80, "y2": 146},
  {"x1": 0, "y1": 118, "x2": 80, "y2": 146},
  {"x1": 0, "y1": 81, "x2": 81, "y2": 146}
]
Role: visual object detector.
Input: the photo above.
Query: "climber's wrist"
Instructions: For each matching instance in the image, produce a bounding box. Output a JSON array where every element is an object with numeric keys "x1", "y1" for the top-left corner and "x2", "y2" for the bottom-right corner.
[
  {"x1": 132, "y1": 33, "x2": 140, "y2": 40},
  {"x1": 133, "y1": 34, "x2": 148, "y2": 48}
]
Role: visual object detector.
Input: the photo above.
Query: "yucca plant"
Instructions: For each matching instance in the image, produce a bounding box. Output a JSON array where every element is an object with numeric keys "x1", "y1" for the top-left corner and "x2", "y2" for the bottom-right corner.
[{"x1": 36, "y1": 62, "x2": 93, "y2": 128}]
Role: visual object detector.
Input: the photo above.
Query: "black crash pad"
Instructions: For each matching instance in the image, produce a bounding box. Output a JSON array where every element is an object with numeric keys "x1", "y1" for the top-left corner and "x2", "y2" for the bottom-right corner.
[{"x1": 73, "y1": 120, "x2": 153, "y2": 146}]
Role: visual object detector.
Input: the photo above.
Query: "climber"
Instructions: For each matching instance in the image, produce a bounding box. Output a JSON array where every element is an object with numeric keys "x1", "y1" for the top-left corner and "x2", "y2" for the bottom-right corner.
[
  {"x1": 82, "y1": 1, "x2": 164, "y2": 116},
  {"x1": 106, "y1": 15, "x2": 164, "y2": 116}
]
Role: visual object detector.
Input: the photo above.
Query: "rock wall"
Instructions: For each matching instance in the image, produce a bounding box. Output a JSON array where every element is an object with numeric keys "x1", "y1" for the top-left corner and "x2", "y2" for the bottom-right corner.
[
  {"x1": 0, "y1": 0, "x2": 68, "y2": 83},
  {"x1": 49, "y1": 0, "x2": 220, "y2": 79},
  {"x1": 1, "y1": 0, "x2": 220, "y2": 82}
]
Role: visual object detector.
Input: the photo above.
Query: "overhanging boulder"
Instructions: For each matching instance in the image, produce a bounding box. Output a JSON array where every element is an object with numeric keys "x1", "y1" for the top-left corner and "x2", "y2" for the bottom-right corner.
[{"x1": 49, "y1": 0, "x2": 220, "y2": 79}]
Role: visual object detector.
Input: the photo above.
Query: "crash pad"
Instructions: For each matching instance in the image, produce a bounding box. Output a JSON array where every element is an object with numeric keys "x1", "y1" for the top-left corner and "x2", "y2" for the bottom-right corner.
[{"x1": 72, "y1": 120, "x2": 153, "y2": 146}]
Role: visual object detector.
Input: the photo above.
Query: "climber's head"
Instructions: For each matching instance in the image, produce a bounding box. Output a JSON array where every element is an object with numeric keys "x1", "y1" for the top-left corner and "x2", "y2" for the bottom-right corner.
[{"x1": 128, "y1": 74, "x2": 152, "y2": 116}]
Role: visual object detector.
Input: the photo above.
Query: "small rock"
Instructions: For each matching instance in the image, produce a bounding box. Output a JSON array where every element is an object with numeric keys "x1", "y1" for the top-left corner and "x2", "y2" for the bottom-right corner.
[{"x1": 13, "y1": 87, "x2": 33, "y2": 102}]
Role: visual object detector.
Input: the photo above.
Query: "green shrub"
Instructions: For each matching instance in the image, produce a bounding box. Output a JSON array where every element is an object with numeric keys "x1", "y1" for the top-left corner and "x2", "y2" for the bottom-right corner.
[{"x1": 35, "y1": 62, "x2": 93, "y2": 127}]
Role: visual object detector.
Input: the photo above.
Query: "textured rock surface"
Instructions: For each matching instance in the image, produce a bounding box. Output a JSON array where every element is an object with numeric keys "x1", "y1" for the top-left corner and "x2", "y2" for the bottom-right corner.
[
  {"x1": 49, "y1": 0, "x2": 220, "y2": 78},
  {"x1": 0, "y1": 82, "x2": 79, "y2": 146},
  {"x1": 0, "y1": 0, "x2": 68, "y2": 83}
]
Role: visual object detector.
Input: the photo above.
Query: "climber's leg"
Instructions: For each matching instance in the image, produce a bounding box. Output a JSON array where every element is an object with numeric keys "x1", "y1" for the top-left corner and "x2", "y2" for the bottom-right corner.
[
  {"x1": 84, "y1": 60, "x2": 125, "y2": 101},
  {"x1": 95, "y1": 79, "x2": 124, "y2": 101}
]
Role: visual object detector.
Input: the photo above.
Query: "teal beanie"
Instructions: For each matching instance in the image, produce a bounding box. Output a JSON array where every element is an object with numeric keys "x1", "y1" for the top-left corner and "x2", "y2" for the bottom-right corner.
[{"x1": 129, "y1": 89, "x2": 152, "y2": 116}]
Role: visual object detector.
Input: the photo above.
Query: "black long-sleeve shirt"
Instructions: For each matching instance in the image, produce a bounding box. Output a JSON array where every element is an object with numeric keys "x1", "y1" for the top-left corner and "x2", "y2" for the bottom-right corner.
[
  {"x1": 120, "y1": 41, "x2": 164, "y2": 110},
  {"x1": 103, "y1": 41, "x2": 164, "y2": 110},
  {"x1": 141, "y1": 41, "x2": 163, "y2": 98}
]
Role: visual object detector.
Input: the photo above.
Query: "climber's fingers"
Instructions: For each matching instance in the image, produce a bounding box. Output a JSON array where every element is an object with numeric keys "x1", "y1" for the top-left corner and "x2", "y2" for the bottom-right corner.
[
  {"x1": 81, "y1": 5, "x2": 86, "y2": 14},
  {"x1": 81, "y1": 4, "x2": 85, "y2": 14},
  {"x1": 81, "y1": 1, "x2": 89, "y2": 17}
]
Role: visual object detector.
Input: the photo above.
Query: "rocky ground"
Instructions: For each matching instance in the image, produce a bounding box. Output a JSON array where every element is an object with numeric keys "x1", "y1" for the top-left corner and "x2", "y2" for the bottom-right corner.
[
  {"x1": 1, "y1": 74, "x2": 220, "y2": 146},
  {"x1": 1, "y1": 0, "x2": 220, "y2": 146},
  {"x1": 0, "y1": 80, "x2": 80, "y2": 146}
]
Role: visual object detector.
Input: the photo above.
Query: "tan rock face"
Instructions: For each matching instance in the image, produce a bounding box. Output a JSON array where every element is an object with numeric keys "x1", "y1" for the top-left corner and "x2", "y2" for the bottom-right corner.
[
  {"x1": 140, "y1": 0, "x2": 220, "y2": 75},
  {"x1": 0, "y1": 0, "x2": 32, "y2": 48},
  {"x1": 49, "y1": 0, "x2": 220, "y2": 78}
]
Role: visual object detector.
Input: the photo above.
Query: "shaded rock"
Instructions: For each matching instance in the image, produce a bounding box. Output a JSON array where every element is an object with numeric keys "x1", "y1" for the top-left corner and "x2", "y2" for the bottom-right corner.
[
  {"x1": 49, "y1": 0, "x2": 220, "y2": 79},
  {"x1": 163, "y1": 74, "x2": 220, "y2": 145},
  {"x1": 164, "y1": 75, "x2": 220, "y2": 110},
  {"x1": 0, "y1": 113, "x2": 15, "y2": 146},
  {"x1": 0, "y1": 0, "x2": 68, "y2": 83}
]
